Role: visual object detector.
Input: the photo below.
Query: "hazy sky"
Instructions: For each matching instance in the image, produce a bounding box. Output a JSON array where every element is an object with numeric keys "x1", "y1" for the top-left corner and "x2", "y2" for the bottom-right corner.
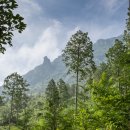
[{"x1": 0, "y1": 0, "x2": 128, "y2": 84}]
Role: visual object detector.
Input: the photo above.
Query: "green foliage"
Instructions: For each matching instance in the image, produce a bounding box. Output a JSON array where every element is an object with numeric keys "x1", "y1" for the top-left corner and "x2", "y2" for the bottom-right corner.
[
  {"x1": 0, "y1": 96, "x2": 4, "y2": 106},
  {"x1": 124, "y1": 4, "x2": 130, "y2": 49},
  {"x1": 106, "y1": 39, "x2": 127, "y2": 72},
  {"x1": 62, "y1": 30, "x2": 95, "y2": 79},
  {"x1": 57, "y1": 79, "x2": 69, "y2": 107},
  {"x1": 91, "y1": 71, "x2": 130, "y2": 130},
  {"x1": 1, "y1": 1, "x2": 130, "y2": 130},
  {"x1": 0, "y1": 125, "x2": 21, "y2": 130},
  {"x1": 2, "y1": 72, "x2": 29, "y2": 128},
  {"x1": 59, "y1": 106, "x2": 75, "y2": 130},
  {"x1": 45, "y1": 79, "x2": 60, "y2": 130},
  {"x1": 62, "y1": 30, "x2": 95, "y2": 112},
  {"x1": 0, "y1": 0, "x2": 26, "y2": 53}
]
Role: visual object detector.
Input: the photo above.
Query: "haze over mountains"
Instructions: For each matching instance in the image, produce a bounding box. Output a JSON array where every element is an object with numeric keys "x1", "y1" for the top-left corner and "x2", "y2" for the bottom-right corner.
[{"x1": 23, "y1": 35, "x2": 122, "y2": 93}]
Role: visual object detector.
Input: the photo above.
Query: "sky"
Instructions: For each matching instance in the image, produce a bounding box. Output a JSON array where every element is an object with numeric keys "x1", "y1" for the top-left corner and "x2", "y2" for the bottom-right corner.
[{"x1": 0, "y1": 0, "x2": 128, "y2": 85}]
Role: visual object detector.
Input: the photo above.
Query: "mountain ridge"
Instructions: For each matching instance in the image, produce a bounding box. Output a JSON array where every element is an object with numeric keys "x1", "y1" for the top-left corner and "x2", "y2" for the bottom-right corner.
[{"x1": 23, "y1": 35, "x2": 123, "y2": 93}]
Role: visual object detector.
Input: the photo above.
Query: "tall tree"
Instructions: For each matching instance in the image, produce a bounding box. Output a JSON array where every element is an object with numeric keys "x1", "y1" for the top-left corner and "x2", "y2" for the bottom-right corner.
[
  {"x1": 2, "y1": 72, "x2": 29, "y2": 129},
  {"x1": 45, "y1": 79, "x2": 60, "y2": 130},
  {"x1": 124, "y1": 0, "x2": 130, "y2": 49},
  {"x1": 57, "y1": 79, "x2": 69, "y2": 107},
  {"x1": 62, "y1": 30, "x2": 95, "y2": 112},
  {"x1": 0, "y1": 96, "x2": 3, "y2": 106},
  {"x1": 0, "y1": 0, "x2": 26, "y2": 53},
  {"x1": 106, "y1": 39, "x2": 127, "y2": 93}
]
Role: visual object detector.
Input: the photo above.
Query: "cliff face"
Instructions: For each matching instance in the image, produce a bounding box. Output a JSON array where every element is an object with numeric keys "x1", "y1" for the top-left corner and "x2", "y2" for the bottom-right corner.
[
  {"x1": 24, "y1": 56, "x2": 53, "y2": 85},
  {"x1": 23, "y1": 56, "x2": 71, "y2": 89}
]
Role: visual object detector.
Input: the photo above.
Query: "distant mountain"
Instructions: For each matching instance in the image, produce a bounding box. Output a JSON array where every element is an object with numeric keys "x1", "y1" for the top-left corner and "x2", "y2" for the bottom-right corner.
[
  {"x1": 23, "y1": 35, "x2": 122, "y2": 93},
  {"x1": 93, "y1": 35, "x2": 122, "y2": 64},
  {"x1": 23, "y1": 56, "x2": 74, "y2": 93}
]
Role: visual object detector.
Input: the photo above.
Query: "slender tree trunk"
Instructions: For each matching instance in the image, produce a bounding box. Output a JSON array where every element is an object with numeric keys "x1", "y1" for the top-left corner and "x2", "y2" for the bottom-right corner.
[
  {"x1": 16, "y1": 108, "x2": 19, "y2": 126},
  {"x1": 76, "y1": 69, "x2": 78, "y2": 113},
  {"x1": 117, "y1": 66, "x2": 121, "y2": 94},
  {"x1": 8, "y1": 110, "x2": 11, "y2": 130},
  {"x1": 9, "y1": 94, "x2": 14, "y2": 130},
  {"x1": 53, "y1": 111, "x2": 57, "y2": 130},
  {"x1": 23, "y1": 108, "x2": 26, "y2": 130},
  {"x1": 76, "y1": 46, "x2": 80, "y2": 113}
]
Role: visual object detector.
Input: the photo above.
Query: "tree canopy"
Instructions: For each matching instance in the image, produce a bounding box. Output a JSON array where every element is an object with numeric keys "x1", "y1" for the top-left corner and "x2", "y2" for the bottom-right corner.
[{"x1": 0, "y1": 0, "x2": 26, "y2": 53}]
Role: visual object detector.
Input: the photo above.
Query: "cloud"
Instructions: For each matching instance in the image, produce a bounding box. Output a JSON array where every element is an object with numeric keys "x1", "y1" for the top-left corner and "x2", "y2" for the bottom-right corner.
[
  {"x1": 0, "y1": 0, "x2": 127, "y2": 86},
  {"x1": 66, "y1": 27, "x2": 80, "y2": 39},
  {"x1": 101, "y1": 0, "x2": 127, "y2": 14},
  {"x1": 103, "y1": 0, "x2": 118, "y2": 9},
  {"x1": 86, "y1": 23, "x2": 124, "y2": 43},
  {"x1": 69, "y1": 21, "x2": 124, "y2": 43},
  {"x1": 16, "y1": 0, "x2": 42, "y2": 21},
  {"x1": 12, "y1": 0, "x2": 45, "y2": 48},
  {"x1": 0, "y1": 21, "x2": 62, "y2": 85},
  {"x1": 0, "y1": 20, "x2": 123, "y2": 84}
]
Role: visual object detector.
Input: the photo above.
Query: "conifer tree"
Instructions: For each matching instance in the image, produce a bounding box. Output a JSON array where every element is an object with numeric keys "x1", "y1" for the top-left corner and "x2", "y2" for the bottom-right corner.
[
  {"x1": 106, "y1": 39, "x2": 127, "y2": 93},
  {"x1": 0, "y1": 96, "x2": 4, "y2": 106},
  {"x1": 2, "y1": 72, "x2": 29, "y2": 129},
  {"x1": 57, "y1": 79, "x2": 69, "y2": 107},
  {"x1": 45, "y1": 79, "x2": 60, "y2": 130},
  {"x1": 62, "y1": 30, "x2": 95, "y2": 112},
  {"x1": 124, "y1": 0, "x2": 130, "y2": 49}
]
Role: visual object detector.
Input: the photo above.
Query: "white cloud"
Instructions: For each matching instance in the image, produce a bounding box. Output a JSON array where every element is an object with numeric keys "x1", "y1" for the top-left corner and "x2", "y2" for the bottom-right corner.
[
  {"x1": 16, "y1": 0, "x2": 42, "y2": 21},
  {"x1": 66, "y1": 26, "x2": 80, "y2": 39},
  {"x1": 88, "y1": 24, "x2": 124, "y2": 42},
  {"x1": 101, "y1": 0, "x2": 128, "y2": 15},
  {"x1": 77, "y1": 21, "x2": 124, "y2": 42},
  {"x1": 0, "y1": 22, "x2": 124, "y2": 86},
  {"x1": 103, "y1": 0, "x2": 118, "y2": 9},
  {"x1": 12, "y1": 0, "x2": 45, "y2": 47},
  {"x1": 101, "y1": 0, "x2": 127, "y2": 13},
  {"x1": 0, "y1": 0, "x2": 126, "y2": 86},
  {"x1": 0, "y1": 21, "x2": 62, "y2": 85}
]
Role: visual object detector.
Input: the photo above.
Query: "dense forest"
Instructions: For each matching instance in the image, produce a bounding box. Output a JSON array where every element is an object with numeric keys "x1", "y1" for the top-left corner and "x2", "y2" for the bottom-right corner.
[{"x1": 0, "y1": 0, "x2": 130, "y2": 130}]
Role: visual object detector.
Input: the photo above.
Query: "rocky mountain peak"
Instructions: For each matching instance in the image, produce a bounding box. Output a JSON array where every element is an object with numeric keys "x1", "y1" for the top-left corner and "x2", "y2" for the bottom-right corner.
[{"x1": 43, "y1": 56, "x2": 51, "y2": 65}]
